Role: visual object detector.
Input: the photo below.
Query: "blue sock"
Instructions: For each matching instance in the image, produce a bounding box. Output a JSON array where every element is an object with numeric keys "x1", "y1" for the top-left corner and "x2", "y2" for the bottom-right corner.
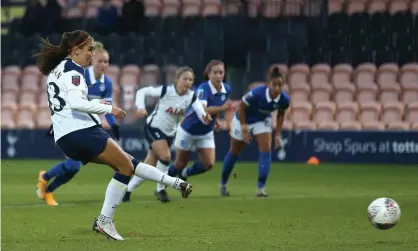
[
  {"x1": 131, "y1": 158, "x2": 139, "y2": 171},
  {"x1": 168, "y1": 163, "x2": 180, "y2": 177},
  {"x1": 185, "y1": 162, "x2": 208, "y2": 177},
  {"x1": 46, "y1": 159, "x2": 81, "y2": 192},
  {"x1": 221, "y1": 151, "x2": 239, "y2": 186},
  {"x1": 257, "y1": 151, "x2": 272, "y2": 189},
  {"x1": 43, "y1": 161, "x2": 67, "y2": 181}
]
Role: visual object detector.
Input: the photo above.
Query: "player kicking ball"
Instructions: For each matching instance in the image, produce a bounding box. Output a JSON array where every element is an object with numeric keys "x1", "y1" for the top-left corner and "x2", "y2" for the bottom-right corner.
[{"x1": 220, "y1": 66, "x2": 290, "y2": 197}]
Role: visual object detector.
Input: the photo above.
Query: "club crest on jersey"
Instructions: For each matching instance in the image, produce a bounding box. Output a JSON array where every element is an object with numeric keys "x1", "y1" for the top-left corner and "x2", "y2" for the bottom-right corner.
[
  {"x1": 197, "y1": 89, "x2": 204, "y2": 99},
  {"x1": 221, "y1": 94, "x2": 226, "y2": 101},
  {"x1": 72, "y1": 76, "x2": 80, "y2": 86},
  {"x1": 100, "y1": 83, "x2": 105, "y2": 91},
  {"x1": 166, "y1": 107, "x2": 184, "y2": 116}
]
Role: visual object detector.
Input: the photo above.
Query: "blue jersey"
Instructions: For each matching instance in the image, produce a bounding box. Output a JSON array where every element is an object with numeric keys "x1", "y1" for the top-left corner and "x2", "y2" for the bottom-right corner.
[
  {"x1": 85, "y1": 67, "x2": 116, "y2": 126},
  {"x1": 181, "y1": 81, "x2": 232, "y2": 135},
  {"x1": 236, "y1": 85, "x2": 290, "y2": 124}
]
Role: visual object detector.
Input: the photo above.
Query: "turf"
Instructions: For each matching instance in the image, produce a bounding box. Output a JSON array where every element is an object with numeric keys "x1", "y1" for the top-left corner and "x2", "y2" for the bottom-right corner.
[{"x1": 2, "y1": 160, "x2": 418, "y2": 251}]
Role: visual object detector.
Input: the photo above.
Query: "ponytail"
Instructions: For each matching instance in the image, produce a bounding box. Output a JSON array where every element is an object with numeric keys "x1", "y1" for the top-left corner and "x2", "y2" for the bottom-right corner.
[{"x1": 34, "y1": 30, "x2": 92, "y2": 76}]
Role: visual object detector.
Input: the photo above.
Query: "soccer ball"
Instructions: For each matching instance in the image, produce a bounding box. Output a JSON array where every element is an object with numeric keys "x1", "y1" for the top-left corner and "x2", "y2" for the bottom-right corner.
[{"x1": 367, "y1": 197, "x2": 401, "y2": 230}]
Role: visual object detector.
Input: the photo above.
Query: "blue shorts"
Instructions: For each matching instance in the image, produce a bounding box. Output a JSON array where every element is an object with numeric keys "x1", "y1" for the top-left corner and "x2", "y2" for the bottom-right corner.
[
  {"x1": 145, "y1": 124, "x2": 174, "y2": 150},
  {"x1": 57, "y1": 126, "x2": 110, "y2": 165}
]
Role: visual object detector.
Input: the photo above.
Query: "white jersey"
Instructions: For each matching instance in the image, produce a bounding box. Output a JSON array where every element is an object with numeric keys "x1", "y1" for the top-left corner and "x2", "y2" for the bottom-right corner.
[
  {"x1": 46, "y1": 59, "x2": 112, "y2": 141},
  {"x1": 136, "y1": 84, "x2": 202, "y2": 137}
]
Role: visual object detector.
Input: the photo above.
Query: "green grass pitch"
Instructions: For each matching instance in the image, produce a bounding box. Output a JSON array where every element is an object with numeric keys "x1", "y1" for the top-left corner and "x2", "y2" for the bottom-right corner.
[{"x1": 2, "y1": 160, "x2": 418, "y2": 251}]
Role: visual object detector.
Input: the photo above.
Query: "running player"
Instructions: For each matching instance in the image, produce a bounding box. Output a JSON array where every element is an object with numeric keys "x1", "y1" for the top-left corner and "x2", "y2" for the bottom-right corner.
[
  {"x1": 167, "y1": 60, "x2": 232, "y2": 180},
  {"x1": 123, "y1": 67, "x2": 211, "y2": 203},
  {"x1": 220, "y1": 65, "x2": 289, "y2": 197},
  {"x1": 34, "y1": 30, "x2": 191, "y2": 241},
  {"x1": 36, "y1": 42, "x2": 120, "y2": 206}
]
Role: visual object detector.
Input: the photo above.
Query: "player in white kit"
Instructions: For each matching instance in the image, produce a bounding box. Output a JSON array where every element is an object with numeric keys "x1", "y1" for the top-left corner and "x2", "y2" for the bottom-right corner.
[
  {"x1": 123, "y1": 67, "x2": 212, "y2": 203},
  {"x1": 34, "y1": 30, "x2": 192, "y2": 241}
]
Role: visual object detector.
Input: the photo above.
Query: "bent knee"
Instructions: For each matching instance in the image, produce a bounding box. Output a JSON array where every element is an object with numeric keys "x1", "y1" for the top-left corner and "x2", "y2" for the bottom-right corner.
[
  {"x1": 202, "y1": 160, "x2": 215, "y2": 170},
  {"x1": 159, "y1": 155, "x2": 171, "y2": 164}
]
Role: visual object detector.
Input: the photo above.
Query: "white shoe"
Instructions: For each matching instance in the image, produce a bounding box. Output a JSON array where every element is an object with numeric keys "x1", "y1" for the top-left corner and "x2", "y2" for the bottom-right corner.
[{"x1": 95, "y1": 219, "x2": 124, "y2": 241}]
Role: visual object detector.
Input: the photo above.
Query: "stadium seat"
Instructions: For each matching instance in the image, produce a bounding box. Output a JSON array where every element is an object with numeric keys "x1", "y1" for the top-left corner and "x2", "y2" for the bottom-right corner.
[
  {"x1": 356, "y1": 82, "x2": 378, "y2": 102},
  {"x1": 317, "y1": 121, "x2": 339, "y2": 130},
  {"x1": 355, "y1": 63, "x2": 376, "y2": 85},
  {"x1": 405, "y1": 102, "x2": 418, "y2": 123},
  {"x1": 310, "y1": 64, "x2": 331, "y2": 85},
  {"x1": 281, "y1": 120, "x2": 293, "y2": 130},
  {"x1": 314, "y1": 101, "x2": 336, "y2": 122},
  {"x1": 288, "y1": 64, "x2": 309, "y2": 86},
  {"x1": 140, "y1": 64, "x2": 160, "y2": 87},
  {"x1": 202, "y1": 3, "x2": 221, "y2": 17},
  {"x1": 376, "y1": 63, "x2": 399, "y2": 85},
  {"x1": 401, "y1": 82, "x2": 418, "y2": 104},
  {"x1": 2, "y1": 92, "x2": 18, "y2": 112},
  {"x1": 38, "y1": 93, "x2": 49, "y2": 110},
  {"x1": 328, "y1": 0, "x2": 344, "y2": 14},
  {"x1": 359, "y1": 102, "x2": 382, "y2": 122},
  {"x1": 367, "y1": 0, "x2": 386, "y2": 14},
  {"x1": 182, "y1": 3, "x2": 200, "y2": 17},
  {"x1": 283, "y1": 0, "x2": 303, "y2": 16},
  {"x1": 21, "y1": 74, "x2": 40, "y2": 93},
  {"x1": 16, "y1": 110, "x2": 35, "y2": 129},
  {"x1": 340, "y1": 121, "x2": 362, "y2": 130},
  {"x1": 1, "y1": 109, "x2": 15, "y2": 129},
  {"x1": 387, "y1": 121, "x2": 410, "y2": 130},
  {"x1": 162, "y1": 0, "x2": 180, "y2": 17},
  {"x1": 331, "y1": 64, "x2": 353, "y2": 85},
  {"x1": 399, "y1": 63, "x2": 418, "y2": 84},
  {"x1": 66, "y1": 7, "x2": 83, "y2": 18},
  {"x1": 261, "y1": 0, "x2": 281, "y2": 18},
  {"x1": 144, "y1": 0, "x2": 162, "y2": 17},
  {"x1": 36, "y1": 109, "x2": 52, "y2": 129},
  {"x1": 411, "y1": 122, "x2": 418, "y2": 130},
  {"x1": 388, "y1": 0, "x2": 408, "y2": 14},
  {"x1": 378, "y1": 82, "x2": 401, "y2": 102},
  {"x1": 290, "y1": 83, "x2": 311, "y2": 102},
  {"x1": 334, "y1": 82, "x2": 356, "y2": 102},
  {"x1": 291, "y1": 102, "x2": 312, "y2": 123},
  {"x1": 85, "y1": 6, "x2": 98, "y2": 18},
  {"x1": 362, "y1": 121, "x2": 386, "y2": 130},
  {"x1": 311, "y1": 82, "x2": 333, "y2": 104},
  {"x1": 381, "y1": 101, "x2": 404, "y2": 124},
  {"x1": 346, "y1": 0, "x2": 365, "y2": 15},
  {"x1": 336, "y1": 102, "x2": 359, "y2": 123},
  {"x1": 411, "y1": 1, "x2": 418, "y2": 14},
  {"x1": 294, "y1": 121, "x2": 317, "y2": 130}
]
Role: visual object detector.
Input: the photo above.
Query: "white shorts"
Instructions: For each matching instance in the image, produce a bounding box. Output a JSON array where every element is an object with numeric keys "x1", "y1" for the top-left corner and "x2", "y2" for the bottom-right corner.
[
  {"x1": 230, "y1": 116, "x2": 272, "y2": 141},
  {"x1": 174, "y1": 126, "x2": 215, "y2": 151}
]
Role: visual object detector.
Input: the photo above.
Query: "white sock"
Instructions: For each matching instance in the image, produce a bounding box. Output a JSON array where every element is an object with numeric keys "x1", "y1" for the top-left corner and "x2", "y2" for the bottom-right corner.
[
  {"x1": 134, "y1": 162, "x2": 182, "y2": 190},
  {"x1": 99, "y1": 178, "x2": 127, "y2": 223},
  {"x1": 127, "y1": 176, "x2": 145, "y2": 192},
  {"x1": 155, "y1": 161, "x2": 169, "y2": 192}
]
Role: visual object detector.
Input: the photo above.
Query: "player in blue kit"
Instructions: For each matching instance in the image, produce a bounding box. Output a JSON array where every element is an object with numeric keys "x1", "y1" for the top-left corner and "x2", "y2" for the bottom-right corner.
[
  {"x1": 220, "y1": 65, "x2": 290, "y2": 197},
  {"x1": 168, "y1": 60, "x2": 232, "y2": 179},
  {"x1": 36, "y1": 42, "x2": 120, "y2": 206}
]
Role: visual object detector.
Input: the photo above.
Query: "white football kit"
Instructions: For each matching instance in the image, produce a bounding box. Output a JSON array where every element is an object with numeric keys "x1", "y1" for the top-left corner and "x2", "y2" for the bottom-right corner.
[
  {"x1": 135, "y1": 84, "x2": 207, "y2": 138},
  {"x1": 46, "y1": 59, "x2": 113, "y2": 141}
]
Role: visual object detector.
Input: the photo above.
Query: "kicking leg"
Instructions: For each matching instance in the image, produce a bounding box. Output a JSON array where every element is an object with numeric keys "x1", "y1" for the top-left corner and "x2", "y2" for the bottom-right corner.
[
  {"x1": 91, "y1": 139, "x2": 191, "y2": 240},
  {"x1": 123, "y1": 151, "x2": 157, "y2": 202}
]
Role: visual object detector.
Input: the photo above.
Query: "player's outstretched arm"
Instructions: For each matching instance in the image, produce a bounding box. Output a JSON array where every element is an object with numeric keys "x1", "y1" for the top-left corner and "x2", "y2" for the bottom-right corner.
[
  {"x1": 191, "y1": 98, "x2": 212, "y2": 124},
  {"x1": 203, "y1": 100, "x2": 232, "y2": 115},
  {"x1": 135, "y1": 86, "x2": 164, "y2": 110}
]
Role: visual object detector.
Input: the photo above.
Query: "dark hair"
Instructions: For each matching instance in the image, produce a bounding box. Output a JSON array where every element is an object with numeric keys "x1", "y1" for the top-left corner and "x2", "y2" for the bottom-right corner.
[
  {"x1": 268, "y1": 65, "x2": 283, "y2": 81},
  {"x1": 34, "y1": 30, "x2": 92, "y2": 75},
  {"x1": 203, "y1": 60, "x2": 224, "y2": 81}
]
